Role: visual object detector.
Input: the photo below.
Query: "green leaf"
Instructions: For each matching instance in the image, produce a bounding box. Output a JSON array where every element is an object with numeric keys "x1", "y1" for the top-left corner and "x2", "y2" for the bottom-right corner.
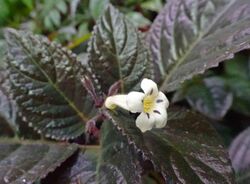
[
  {"x1": 223, "y1": 53, "x2": 250, "y2": 116},
  {"x1": 5, "y1": 29, "x2": 96, "y2": 140},
  {"x1": 148, "y1": 0, "x2": 250, "y2": 92},
  {"x1": 88, "y1": 5, "x2": 154, "y2": 93},
  {"x1": 56, "y1": 1, "x2": 67, "y2": 14},
  {"x1": 225, "y1": 77, "x2": 250, "y2": 116},
  {"x1": 0, "y1": 139, "x2": 78, "y2": 183},
  {"x1": 126, "y1": 12, "x2": 151, "y2": 28},
  {"x1": 49, "y1": 10, "x2": 61, "y2": 27},
  {"x1": 98, "y1": 122, "x2": 142, "y2": 183},
  {"x1": 174, "y1": 77, "x2": 233, "y2": 119},
  {"x1": 0, "y1": 1, "x2": 9, "y2": 25},
  {"x1": 141, "y1": 0, "x2": 163, "y2": 12},
  {"x1": 108, "y1": 108, "x2": 235, "y2": 183},
  {"x1": 21, "y1": 0, "x2": 33, "y2": 9},
  {"x1": 89, "y1": 0, "x2": 109, "y2": 20},
  {"x1": 224, "y1": 53, "x2": 250, "y2": 80},
  {"x1": 229, "y1": 127, "x2": 250, "y2": 184}
]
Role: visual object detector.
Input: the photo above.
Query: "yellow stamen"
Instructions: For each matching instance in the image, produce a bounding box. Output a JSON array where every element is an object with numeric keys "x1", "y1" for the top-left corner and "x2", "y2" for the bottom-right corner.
[
  {"x1": 109, "y1": 104, "x2": 117, "y2": 110},
  {"x1": 143, "y1": 96, "x2": 154, "y2": 113}
]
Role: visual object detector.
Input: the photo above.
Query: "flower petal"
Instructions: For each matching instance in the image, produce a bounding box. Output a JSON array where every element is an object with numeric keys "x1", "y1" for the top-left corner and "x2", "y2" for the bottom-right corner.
[
  {"x1": 136, "y1": 112, "x2": 155, "y2": 132},
  {"x1": 155, "y1": 92, "x2": 169, "y2": 109},
  {"x1": 152, "y1": 108, "x2": 167, "y2": 128},
  {"x1": 126, "y1": 92, "x2": 144, "y2": 113},
  {"x1": 105, "y1": 95, "x2": 129, "y2": 110},
  {"x1": 141, "y1": 78, "x2": 158, "y2": 97}
]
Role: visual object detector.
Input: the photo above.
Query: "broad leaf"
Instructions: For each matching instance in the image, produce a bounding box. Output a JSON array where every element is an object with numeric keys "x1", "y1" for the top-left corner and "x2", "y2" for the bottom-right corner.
[
  {"x1": 98, "y1": 122, "x2": 142, "y2": 184},
  {"x1": 148, "y1": 0, "x2": 250, "y2": 92},
  {"x1": 229, "y1": 127, "x2": 250, "y2": 184},
  {"x1": 108, "y1": 108, "x2": 235, "y2": 183},
  {"x1": 43, "y1": 148, "x2": 98, "y2": 184},
  {"x1": 5, "y1": 29, "x2": 96, "y2": 140},
  {"x1": 0, "y1": 140, "x2": 78, "y2": 184},
  {"x1": 88, "y1": 5, "x2": 154, "y2": 93},
  {"x1": 173, "y1": 77, "x2": 233, "y2": 119}
]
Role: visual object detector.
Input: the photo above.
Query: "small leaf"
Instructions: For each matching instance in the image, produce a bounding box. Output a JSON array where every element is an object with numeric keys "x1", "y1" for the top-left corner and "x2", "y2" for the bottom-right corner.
[
  {"x1": 141, "y1": 0, "x2": 163, "y2": 12},
  {"x1": 223, "y1": 53, "x2": 250, "y2": 116},
  {"x1": 49, "y1": 10, "x2": 61, "y2": 27},
  {"x1": 5, "y1": 29, "x2": 96, "y2": 140},
  {"x1": 229, "y1": 127, "x2": 250, "y2": 184},
  {"x1": 0, "y1": 139, "x2": 78, "y2": 184},
  {"x1": 98, "y1": 122, "x2": 142, "y2": 183},
  {"x1": 175, "y1": 77, "x2": 233, "y2": 119},
  {"x1": 225, "y1": 77, "x2": 250, "y2": 116},
  {"x1": 224, "y1": 53, "x2": 250, "y2": 80},
  {"x1": 108, "y1": 108, "x2": 235, "y2": 183},
  {"x1": 148, "y1": 0, "x2": 250, "y2": 92},
  {"x1": 126, "y1": 12, "x2": 151, "y2": 28},
  {"x1": 89, "y1": 0, "x2": 109, "y2": 20},
  {"x1": 88, "y1": 5, "x2": 154, "y2": 93},
  {"x1": 56, "y1": 1, "x2": 67, "y2": 14}
]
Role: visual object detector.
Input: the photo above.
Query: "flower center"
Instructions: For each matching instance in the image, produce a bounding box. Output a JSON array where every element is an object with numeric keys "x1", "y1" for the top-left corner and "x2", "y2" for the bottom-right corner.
[{"x1": 143, "y1": 96, "x2": 154, "y2": 113}]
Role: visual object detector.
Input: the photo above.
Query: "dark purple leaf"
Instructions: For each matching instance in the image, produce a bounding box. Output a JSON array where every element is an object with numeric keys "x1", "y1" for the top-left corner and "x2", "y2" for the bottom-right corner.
[
  {"x1": 0, "y1": 140, "x2": 78, "y2": 184},
  {"x1": 148, "y1": 0, "x2": 250, "y2": 92},
  {"x1": 98, "y1": 121, "x2": 143, "y2": 184},
  {"x1": 108, "y1": 108, "x2": 235, "y2": 183},
  {"x1": 4, "y1": 29, "x2": 96, "y2": 140},
  {"x1": 88, "y1": 5, "x2": 154, "y2": 94}
]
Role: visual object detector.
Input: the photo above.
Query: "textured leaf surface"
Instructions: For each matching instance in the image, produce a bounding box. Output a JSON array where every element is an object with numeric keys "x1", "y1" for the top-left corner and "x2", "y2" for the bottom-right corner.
[
  {"x1": 0, "y1": 39, "x2": 6, "y2": 63},
  {"x1": 88, "y1": 5, "x2": 153, "y2": 93},
  {"x1": 5, "y1": 29, "x2": 95, "y2": 140},
  {"x1": 98, "y1": 122, "x2": 142, "y2": 184},
  {"x1": 0, "y1": 66, "x2": 17, "y2": 136},
  {"x1": 229, "y1": 127, "x2": 250, "y2": 184},
  {"x1": 43, "y1": 148, "x2": 98, "y2": 184},
  {"x1": 174, "y1": 77, "x2": 233, "y2": 119},
  {"x1": 0, "y1": 140, "x2": 78, "y2": 184},
  {"x1": 148, "y1": 0, "x2": 250, "y2": 92},
  {"x1": 108, "y1": 108, "x2": 235, "y2": 183}
]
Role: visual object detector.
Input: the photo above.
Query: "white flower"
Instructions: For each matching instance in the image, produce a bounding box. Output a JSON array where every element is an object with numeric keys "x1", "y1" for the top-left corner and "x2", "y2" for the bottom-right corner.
[{"x1": 105, "y1": 78, "x2": 169, "y2": 132}]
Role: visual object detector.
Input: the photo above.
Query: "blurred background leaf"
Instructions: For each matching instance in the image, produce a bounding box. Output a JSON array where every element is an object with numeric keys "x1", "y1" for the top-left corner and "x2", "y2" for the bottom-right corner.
[
  {"x1": 89, "y1": 0, "x2": 110, "y2": 20},
  {"x1": 229, "y1": 127, "x2": 250, "y2": 184},
  {"x1": 173, "y1": 76, "x2": 233, "y2": 120}
]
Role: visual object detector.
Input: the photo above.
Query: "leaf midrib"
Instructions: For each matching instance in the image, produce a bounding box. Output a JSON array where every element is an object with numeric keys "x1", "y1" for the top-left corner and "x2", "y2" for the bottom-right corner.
[
  {"x1": 160, "y1": 0, "x2": 237, "y2": 91},
  {"x1": 15, "y1": 36, "x2": 89, "y2": 122},
  {"x1": 106, "y1": 8, "x2": 124, "y2": 93}
]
